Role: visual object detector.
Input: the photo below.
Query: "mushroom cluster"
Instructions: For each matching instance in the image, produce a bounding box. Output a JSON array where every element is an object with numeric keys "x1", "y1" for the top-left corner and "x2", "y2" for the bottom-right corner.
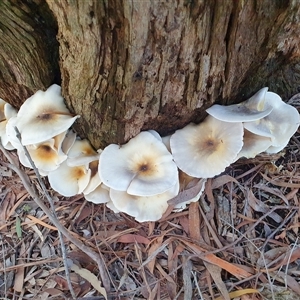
[{"x1": 0, "y1": 86, "x2": 299, "y2": 222}]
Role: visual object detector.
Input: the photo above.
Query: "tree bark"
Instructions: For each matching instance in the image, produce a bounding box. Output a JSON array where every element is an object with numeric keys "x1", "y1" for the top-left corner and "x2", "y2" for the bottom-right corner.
[
  {"x1": 0, "y1": 0, "x2": 59, "y2": 107},
  {"x1": 1, "y1": 0, "x2": 300, "y2": 149}
]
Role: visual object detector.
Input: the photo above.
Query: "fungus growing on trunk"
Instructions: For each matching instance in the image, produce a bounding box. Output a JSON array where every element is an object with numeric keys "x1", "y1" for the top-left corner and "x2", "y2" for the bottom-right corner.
[
  {"x1": 99, "y1": 131, "x2": 178, "y2": 197},
  {"x1": 109, "y1": 181, "x2": 179, "y2": 222},
  {"x1": 15, "y1": 84, "x2": 79, "y2": 145},
  {"x1": 243, "y1": 92, "x2": 300, "y2": 152},
  {"x1": 170, "y1": 116, "x2": 243, "y2": 178},
  {"x1": 206, "y1": 87, "x2": 273, "y2": 122}
]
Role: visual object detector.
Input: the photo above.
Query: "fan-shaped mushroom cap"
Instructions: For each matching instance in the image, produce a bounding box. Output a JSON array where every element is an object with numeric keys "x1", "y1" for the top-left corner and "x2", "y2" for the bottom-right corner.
[
  {"x1": 83, "y1": 160, "x2": 102, "y2": 195},
  {"x1": 62, "y1": 130, "x2": 77, "y2": 154},
  {"x1": 84, "y1": 183, "x2": 111, "y2": 204},
  {"x1": 162, "y1": 135, "x2": 171, "y2": 152},
  {"x1": 243, "y1": 92, "x2": 300, "y2": 151},
  {"x1": 109, "y1": 181, "x2": 179, "y2": 222},
  {"x1": 170, "y1": 116, "x2": 243, "y2": 178},
  {"x1": 0, "y1": 104, "x2": 18, "y2": 150},
  {"x1": 18, "y1": 131, "x2": 68, "y2": 173},
  {"x1": 48, "y1": 160, "x2": 91, "y2": 196},
  {"x1": 206, "y1": 87, "x2": 274, "y2": 122},
  {"x1": 235, "y1": 129, "x2": 272, "y2": 160},
  {"x1": 16, "y1": 84, "x2": 79, "y2": 145},
  {"x1": 147, "y1": 130, "x2": 162, "y2": 141},
  {"x1": 99, "y1": 131, "x2": 178, "y2": 196},
  {"x1": 67, "y1": 139, "x2": 99, "y2": 167}
]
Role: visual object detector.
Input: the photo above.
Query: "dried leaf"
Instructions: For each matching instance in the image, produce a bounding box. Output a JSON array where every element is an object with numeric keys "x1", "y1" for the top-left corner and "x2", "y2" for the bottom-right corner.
[
  {"x1": 211, "y1": 175, "x2": 239, "y2": 189},
  {"x1": 248, "y1": 189, "x2": 283, "y2": 223},
  {"x1": 215, "y1": 288, "x2": 259, "y2": 300},
  {"x1": 168, "y1": 178, "x2": 206, "y2": 206},
  {"x1": 13, "y1": 242, "x2": 25, "y2": 292},
  {"x1": 26, "y1": 215, "x2": 57, "y2": 231},
  {"x1": 276, "y1": 271, "x2": 300, "y2": 296},
  {"x1": 71, "y1": 263, "x2": 107, "y2": 299},
  {"x1": 15, "y1": 216, "x2": 22, "y2": 238},
  {"x1": 182, "y1": 240, "x2": 253, "y2": 279},
  {"x1": 188, "y1": 202, "x2": 201, "y2": 241},
  {"x1": 204, "y1": 261, "x2": 230, "y2": 300},
  {"x1": 146, "y1": 236, "x2": 164, "y2": 274},
  {"x1": 117, "y1": 234, "x2": 150, "y2": 245}
]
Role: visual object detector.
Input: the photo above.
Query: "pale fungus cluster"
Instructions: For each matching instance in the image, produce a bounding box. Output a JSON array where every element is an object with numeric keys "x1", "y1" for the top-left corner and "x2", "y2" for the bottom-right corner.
[{"x1": 0, "y1": 85, "x2": 299, "y2": 222}]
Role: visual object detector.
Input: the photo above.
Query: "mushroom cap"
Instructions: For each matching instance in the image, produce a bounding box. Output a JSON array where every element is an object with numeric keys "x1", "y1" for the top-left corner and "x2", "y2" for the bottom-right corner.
[
  {"x1": 5, "y1": 116, "x2": 24, "y2": 150},
  {"x1": 16, "y1": 84, "x2": 79, "y2": 145},
  {"x1": 206, "y1": 87, "x2": 273, "y2": 122},
  {"x1": 83, "y1": 160, "x2": 102, "y2": 195},
  {"x1": 84, "y1": 183, "x2": 111, "y2": 204},
  {"x1": 48, "y1": 160, "x2": 91, "y2": 196},
  {"x1": 235, "y1": 129, "x2": 272, "y2": 160},
  {"x1": 161, "y1": 135, "x2": 172, "y2": 152},
  {"x1": 0, "y1": 104, "x2": 18, "y2": 150},
  {"x1": 61, "y1": 130, "x2": 77, "y2": 154},
  {"x1": 147, "y1": 130, "x2": 162, "y2": 141},
  {"x1": 109, "y1": 180, "x2": 179, "y2": 222},
  {"x1": 67, "y1": 139, "x2": 99, "y2": 167},
  {"x1": 18, "y1": 132, "x2": 68, "y2": 172},
  {"x1": 99, "y1": 131, "x2": 179, "y2": 196},
  {"x1": 170, "y1": 116, "x2": 243, "y2": 178},
  {"x1": 243, "y1": 93, "x2": 300, "y2": 149}
]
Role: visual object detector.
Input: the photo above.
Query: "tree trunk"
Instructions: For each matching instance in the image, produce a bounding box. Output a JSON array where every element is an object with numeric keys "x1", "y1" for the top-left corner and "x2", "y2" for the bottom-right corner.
[
  {"x1": 0, "y1": 0, "x2": 59, "y2": 107},
  {"x1": 1, "y1": 0, "x2": 300, "y2": 149}
]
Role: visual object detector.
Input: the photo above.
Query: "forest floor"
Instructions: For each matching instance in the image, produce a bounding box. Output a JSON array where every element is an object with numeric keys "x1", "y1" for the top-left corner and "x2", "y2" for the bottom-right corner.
[{"x1": 1, "y1": 115, "x2": 300, "y2": 299}]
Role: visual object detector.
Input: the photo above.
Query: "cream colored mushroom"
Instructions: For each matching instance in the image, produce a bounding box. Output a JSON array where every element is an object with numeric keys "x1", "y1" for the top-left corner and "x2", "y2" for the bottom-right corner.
[
  {"x1": 0, "y1": 103, "x2": 18, "y2": 150},
  {"x1": 109, "y1": 181, "x2": 179, "y2": 222},
  {"x1": 16, "y1": 84, "x2": 79, "y2": 145},
  {"x1": 206, "y1": 87, "x2": 273, "y2": 122},
  {"x1": 84, "y1": 183, "x2": 111, "y2": 204},
  {"x1": 66, "y1": 139, "x2": 100, "y2": 167},
  {"x1": 48, "y1": 160, "x2": 91, "y2": 197},
  {"x1": 243, "y1": 92, "x2": 300, "y2": 152},
  {"x1": 170, "y1": 116, "x2": 243, "y2": 178},
  {"x1": 235, "y1": 129, "x2": 272, "y2": 160},
  {"x1": 18, "y1": 131, "x2": 68, "y2": 175},
  {"x1": 99, "y1": 131, "x2": 178, "y2": 196}
]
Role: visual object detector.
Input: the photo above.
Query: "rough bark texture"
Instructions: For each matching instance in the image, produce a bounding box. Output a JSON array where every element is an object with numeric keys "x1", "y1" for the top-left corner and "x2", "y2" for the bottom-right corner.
[
  {"x1": 45, "y1": 0, "x2": 300, "y2": 149},
  {"x1": 0, "y1": 0, "x2": 59, "y2": 107},
  {"x1": 1, "y1": 0, "x2": 300, "y2": 149}
]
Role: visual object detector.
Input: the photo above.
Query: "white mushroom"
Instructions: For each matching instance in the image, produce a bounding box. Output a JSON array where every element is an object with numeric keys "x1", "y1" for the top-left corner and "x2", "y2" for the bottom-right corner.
[
  {"x1": 48, "y1": 160, "x2": 91, "y2": 196},
  {"x1": 83, "y1": 160, "x2": 102, "y2": 195},
  {"x1": 243, "y1": 92, "x2": 300, "y2": 151},
  {"x1": 84, "y1": 183, "x2": 111, "y2": 204},
  {"x1": 109, "y1": 181, "x2": 179, "y2": 222},
  {"x1": 18, "y1": 131, "x2": 68, "y2": 174},
  {"x1": 99, "y1": 131, "x2": 178, "y2": 196},
  {"x1": 161, "y1": 134, "x2": 172, "y2": 152},
  {"x1": 61, "y1": 129, "x2": 77, "y2": 154},
  {"x1": 0, "y1": 103, "x2": 18, "y2": 150},
  {"x1": 235, "y1": 129, "x2": 272, "y2": 160},
  {"x1": 16, "y1": 84, "x2": 79, "y2": 145},
  {"x1": 66, "y1": 139, "x2": 100, "y2": 167},
  {"x1": 170, "y1": 116, "x2": 243, "y2": 178},
  {"x1": 206, "y1": 87, "x2": 273, "y2": 122}
]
